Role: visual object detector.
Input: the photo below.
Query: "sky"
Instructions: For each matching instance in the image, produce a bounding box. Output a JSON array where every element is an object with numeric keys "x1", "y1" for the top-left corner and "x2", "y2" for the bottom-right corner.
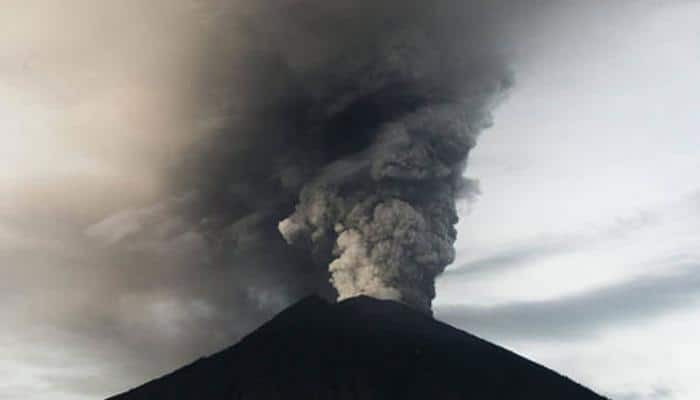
[
  {"x1": 1, "y1": 1, "x2": 699, "y2": 400},
  {"x1": 435, "y1": 2, "x2": 700, "y2": 399}
]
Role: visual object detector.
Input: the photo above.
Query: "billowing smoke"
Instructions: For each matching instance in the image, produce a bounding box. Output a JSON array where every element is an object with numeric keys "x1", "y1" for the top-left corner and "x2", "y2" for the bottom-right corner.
[
  {"x1": 278, "y1": 104, "x2": 495, "y2": 311},
  {"x1": 0, "y1": 1, "x2": 654, "y2": 395},
  {"x1": 173, "y1": 0, "x2": 518, "y2": 312}
]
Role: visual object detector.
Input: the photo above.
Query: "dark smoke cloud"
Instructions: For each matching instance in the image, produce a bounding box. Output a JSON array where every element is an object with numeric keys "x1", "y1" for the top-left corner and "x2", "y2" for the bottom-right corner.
[
  {"x1": 1, "y1": 1, "x2": 664, "y2": 397},
  {"x1": 163, "y1": 0, "x2": 528, "y2": 312}
]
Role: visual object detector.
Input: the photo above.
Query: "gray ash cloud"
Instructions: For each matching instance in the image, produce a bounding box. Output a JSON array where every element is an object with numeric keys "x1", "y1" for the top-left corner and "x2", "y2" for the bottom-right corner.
[
  {"x1": 171, "y1": 0, "x2": 515, "y2": 311},
  {"x1": 1, "y1": 1, "x2": 665, "y2": 397}
]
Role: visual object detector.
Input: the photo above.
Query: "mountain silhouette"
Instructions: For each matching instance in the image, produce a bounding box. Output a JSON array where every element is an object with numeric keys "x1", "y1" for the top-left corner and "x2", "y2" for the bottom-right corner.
[{"x1": 108, "y1": 295, "x2": 607, "y2": 399}]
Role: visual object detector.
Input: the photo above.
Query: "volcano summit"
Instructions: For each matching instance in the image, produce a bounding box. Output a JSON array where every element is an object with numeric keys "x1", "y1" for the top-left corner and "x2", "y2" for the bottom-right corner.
[{"x1": 108, "y1": 296, "x2": 607, "y2": 399}]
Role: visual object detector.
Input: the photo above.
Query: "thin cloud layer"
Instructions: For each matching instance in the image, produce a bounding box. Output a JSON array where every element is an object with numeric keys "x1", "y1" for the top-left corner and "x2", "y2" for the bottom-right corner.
[{"x1": 437, "y1": 260, "x2": 700, "y2": 341}]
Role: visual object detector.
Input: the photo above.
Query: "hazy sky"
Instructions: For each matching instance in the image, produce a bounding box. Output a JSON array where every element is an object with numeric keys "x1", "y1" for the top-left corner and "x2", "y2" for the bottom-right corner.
[{"x1": 1, "y1": 2, "x2": 699, "y2": 400}]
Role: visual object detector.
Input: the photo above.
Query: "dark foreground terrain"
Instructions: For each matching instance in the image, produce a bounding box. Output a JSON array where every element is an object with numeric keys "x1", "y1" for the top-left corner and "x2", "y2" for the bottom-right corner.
[{"x1": 109, "y1": 296, "x2": 607, "y2": 399}]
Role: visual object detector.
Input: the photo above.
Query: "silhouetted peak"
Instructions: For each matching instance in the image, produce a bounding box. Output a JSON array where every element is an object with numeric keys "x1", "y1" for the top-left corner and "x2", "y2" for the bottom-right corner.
[{"x1": 109, "y1": 294, "x2": 608, "y2": 400}]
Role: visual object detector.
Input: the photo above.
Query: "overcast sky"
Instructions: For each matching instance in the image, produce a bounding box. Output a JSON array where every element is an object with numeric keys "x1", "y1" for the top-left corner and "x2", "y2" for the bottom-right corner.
[{"x1": 1, "y1": 2, "x2": 699, "y2": 400}]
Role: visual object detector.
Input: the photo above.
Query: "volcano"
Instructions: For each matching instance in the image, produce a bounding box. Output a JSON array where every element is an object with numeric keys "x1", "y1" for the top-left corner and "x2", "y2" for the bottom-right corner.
[{"x1": 108, "y1": 296, "x2": 607, "y2": 399}]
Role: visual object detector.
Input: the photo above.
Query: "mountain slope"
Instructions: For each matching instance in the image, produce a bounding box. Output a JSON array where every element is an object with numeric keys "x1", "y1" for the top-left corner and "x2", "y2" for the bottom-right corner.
[{"x1": 108, "y1": 296, "x2": 607, "y2": 399}]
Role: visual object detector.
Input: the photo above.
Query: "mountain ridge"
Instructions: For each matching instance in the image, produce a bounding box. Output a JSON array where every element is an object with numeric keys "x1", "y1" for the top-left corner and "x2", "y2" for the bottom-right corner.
[{"x1": 108, "y1": 295, "x2": 608, "y2": 399}]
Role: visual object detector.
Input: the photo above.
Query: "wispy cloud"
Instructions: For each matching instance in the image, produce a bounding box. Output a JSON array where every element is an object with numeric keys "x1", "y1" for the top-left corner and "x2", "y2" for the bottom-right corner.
[
  {"x1": 446, "y1": 210, "x2": 659, "y2": 278},
  {"x1": 437, "y1": 260, "x2": 700, "y2": 341},
  {"x1": 612, "y1": 386, "x2": 674, "y2": 400}
]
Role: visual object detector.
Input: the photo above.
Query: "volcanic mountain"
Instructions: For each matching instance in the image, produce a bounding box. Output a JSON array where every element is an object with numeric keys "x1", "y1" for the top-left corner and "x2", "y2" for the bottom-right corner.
[{"x1": 108, "y1": 296, "x2": 607, "y2": 399}]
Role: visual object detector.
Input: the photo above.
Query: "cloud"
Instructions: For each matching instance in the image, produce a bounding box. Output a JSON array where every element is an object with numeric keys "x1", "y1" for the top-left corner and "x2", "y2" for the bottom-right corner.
[
  {"x1": 0, "y1": 195, "x2": 320, "y2": 398},
  {"x1": 612, "y1": 386, "x2": 674, "y2": 400},
  {"x1": 445, "y1": 209, "x2": 659, "y2": 278},
  {"x1": 437, "y1": 261, "x2": 700, "y2": 341}
]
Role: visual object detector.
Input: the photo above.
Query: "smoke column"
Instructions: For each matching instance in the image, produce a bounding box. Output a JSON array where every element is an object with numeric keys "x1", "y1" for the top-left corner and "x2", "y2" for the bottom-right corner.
[
  {"x1": 172, "y1": 0, "x2": 527, "y2": 312},
  {"x1": 0, "y1": 2, "x2": 649, "y2": 394}
]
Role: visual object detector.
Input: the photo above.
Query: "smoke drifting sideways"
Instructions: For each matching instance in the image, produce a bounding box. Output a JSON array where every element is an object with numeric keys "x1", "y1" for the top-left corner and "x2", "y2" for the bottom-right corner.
[
  {"x1": 1, "y1": 1, "x2": 657, "y2": 395},
  {"x1": 162, "y1": 0, "x2": 529, "y2": 313}
]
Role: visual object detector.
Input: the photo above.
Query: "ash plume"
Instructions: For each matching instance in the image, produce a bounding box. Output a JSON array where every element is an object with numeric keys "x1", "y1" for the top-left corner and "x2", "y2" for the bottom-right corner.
[
  {"x1": 173, "y1": 0, "x2": 519, "y2": 312},
  {"x1": 1, "y1": 1, "x2": 656, "y2": 396},
  {"x1": 278, "y1": 104, "x2": 495, "y2": 312}
]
